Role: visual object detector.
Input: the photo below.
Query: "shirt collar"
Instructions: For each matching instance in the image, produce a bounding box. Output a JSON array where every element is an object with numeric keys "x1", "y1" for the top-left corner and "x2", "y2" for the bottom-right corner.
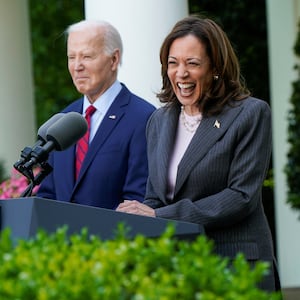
[{"x1": 82, "y1": 80, "x2": 122, "y2": 115}]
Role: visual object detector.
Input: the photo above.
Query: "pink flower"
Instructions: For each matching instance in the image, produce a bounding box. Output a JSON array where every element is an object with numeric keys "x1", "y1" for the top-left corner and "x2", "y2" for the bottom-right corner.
[{"x1": 0, "y1": 168, "x2": 40, "y2": 199}]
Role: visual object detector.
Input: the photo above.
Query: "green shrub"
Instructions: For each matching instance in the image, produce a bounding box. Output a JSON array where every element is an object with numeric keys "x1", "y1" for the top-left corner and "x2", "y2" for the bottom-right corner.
[
  {"x1": 0, "y1": 225, "x2": 280, "y2": 300},
  {"x1": 0, "y1": 159, "x2": 7, "y2": 182},
  {"x1": 29, "y1": 0, "x2": 84, "y2": 127}
]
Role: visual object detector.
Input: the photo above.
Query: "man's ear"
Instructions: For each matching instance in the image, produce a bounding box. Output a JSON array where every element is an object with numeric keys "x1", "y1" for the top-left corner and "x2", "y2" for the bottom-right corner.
[{"x1": 111, "y1": 49, "x2": 120, "y2": 70}]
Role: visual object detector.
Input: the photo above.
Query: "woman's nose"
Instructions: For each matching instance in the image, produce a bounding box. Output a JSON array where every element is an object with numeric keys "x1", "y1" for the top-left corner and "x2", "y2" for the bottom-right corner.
[{"x1": 177, "y1": 64, "x2": 188, "y2": 77}]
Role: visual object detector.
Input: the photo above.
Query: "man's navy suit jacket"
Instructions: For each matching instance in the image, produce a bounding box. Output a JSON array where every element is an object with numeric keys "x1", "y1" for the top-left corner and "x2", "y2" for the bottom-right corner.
[{"x1": 37, "y1": 84, "x2": 156, "y2": 209}]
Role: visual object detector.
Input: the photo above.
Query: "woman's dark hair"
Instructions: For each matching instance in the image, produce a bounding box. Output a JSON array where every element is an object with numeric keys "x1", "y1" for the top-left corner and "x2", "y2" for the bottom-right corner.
[{"x1": 157, "y1": 15, "x2": 250, "y2": 116}]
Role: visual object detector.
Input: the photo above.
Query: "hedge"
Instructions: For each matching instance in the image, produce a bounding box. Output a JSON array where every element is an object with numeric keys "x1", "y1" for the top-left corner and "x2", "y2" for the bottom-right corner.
[{"x1": 0, "y1": 225, "x2": 281, "y2": 300}]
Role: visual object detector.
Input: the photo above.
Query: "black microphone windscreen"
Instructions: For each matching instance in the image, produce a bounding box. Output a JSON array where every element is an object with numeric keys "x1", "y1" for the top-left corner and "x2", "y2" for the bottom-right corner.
[
  {"x1": 46, "y1": 112, "x2": 88, "y2": 151},
  {"x1": 37, "y1": 113, "x2": 65, "y2": 142}
]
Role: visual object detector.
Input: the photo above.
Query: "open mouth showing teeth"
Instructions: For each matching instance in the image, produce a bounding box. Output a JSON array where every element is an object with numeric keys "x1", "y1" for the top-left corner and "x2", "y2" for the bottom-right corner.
[
  {"x1": 177, "y1": 83, "x2": 195, "y2": 96},
  {"x1": 178, "y1": 83, "x2": 195, "y2": 89}
]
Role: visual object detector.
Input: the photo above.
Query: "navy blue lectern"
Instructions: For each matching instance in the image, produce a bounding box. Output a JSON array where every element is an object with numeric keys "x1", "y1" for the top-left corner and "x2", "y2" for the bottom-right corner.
[{"x1": 0, "y1": 197, "x2": 204, "y2": 241}]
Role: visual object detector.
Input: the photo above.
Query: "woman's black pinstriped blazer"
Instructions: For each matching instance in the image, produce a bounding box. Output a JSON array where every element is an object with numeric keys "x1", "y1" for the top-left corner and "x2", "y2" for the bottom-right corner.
[{"x1": 144, "y1": 97, "x2": 279, "y2": 291}]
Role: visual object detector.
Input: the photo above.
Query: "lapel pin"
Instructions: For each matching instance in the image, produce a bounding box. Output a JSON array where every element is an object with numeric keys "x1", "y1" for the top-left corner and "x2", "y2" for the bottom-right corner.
[
  {"x1": 109, "y1": 115, "x2": 116, "y2": 119},
  {"x1": 214, "y1": 120, "x2": 221, "y2": 129}
]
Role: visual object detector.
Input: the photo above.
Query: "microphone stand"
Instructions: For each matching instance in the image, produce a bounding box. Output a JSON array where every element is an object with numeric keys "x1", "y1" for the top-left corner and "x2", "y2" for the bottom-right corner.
[
  {"x1": 13, "y1": 146, "x2": 35, "y2": 182},
  {"x1": 20, "y1": 161, "x2": 53, "y2": 197}
]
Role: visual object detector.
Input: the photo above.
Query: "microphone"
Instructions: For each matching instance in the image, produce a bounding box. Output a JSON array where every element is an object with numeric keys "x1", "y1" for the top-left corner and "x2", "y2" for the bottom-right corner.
[
  {"x1": 37, "y1": 113, "x2": 65, "y2": 145},
  {"x1": 14, "y1": 113, "x2": 65, "y2": 171},
  {"x1": 23, "y1": 112, "x2": 88, "y2": 170}
]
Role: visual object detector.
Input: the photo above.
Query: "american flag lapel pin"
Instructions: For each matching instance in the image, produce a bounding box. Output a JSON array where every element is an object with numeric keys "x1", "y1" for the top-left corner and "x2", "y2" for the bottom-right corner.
[
  {"x1": 214, "y1": 119, "x2": 221, "y2": 128},
  {"x1": 109, "y1": 115, "x2": 116, "y2": 119}
]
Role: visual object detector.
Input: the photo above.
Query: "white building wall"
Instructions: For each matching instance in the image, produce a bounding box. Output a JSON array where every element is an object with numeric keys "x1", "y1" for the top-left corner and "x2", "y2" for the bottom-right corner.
[
  {"x1": 266, "y1": 0, "x2": 300, "y2": 288},
  {"x1": 0, "y1": 0, "x2": 35, "y2": 174},
  {"x1": 84, "y1": 0, "x2": 188, "y2": 107}
]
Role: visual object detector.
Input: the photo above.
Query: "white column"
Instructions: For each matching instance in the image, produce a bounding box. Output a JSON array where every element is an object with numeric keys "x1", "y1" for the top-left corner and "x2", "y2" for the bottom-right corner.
[
  {"x1": 0, "y1": 0, "x2": 35, "y2": 174},
  {"x1": 84, "y1": 0, "x2": 188, "y2": 107},
  {"x1": 266, "y1": 0, "x2": 300, "y2": 288}
]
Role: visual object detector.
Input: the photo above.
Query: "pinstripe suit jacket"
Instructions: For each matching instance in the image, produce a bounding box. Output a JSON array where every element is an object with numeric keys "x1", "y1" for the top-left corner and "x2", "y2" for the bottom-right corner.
[{"x1": 144, "y1": 97, "x2": 278, "y2": 290}]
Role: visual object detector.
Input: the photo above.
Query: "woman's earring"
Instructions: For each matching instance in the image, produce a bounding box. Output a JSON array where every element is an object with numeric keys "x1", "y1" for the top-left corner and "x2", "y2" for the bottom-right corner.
[{"x1": 213, "y1": 74, "x2": 219, "y2": 81}]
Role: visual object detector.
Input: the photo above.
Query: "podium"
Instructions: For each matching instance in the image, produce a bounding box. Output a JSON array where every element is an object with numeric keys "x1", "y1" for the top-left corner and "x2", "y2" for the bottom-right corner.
[{"x1": 0, "y1": 197, "x2": 204, "y2": 241}]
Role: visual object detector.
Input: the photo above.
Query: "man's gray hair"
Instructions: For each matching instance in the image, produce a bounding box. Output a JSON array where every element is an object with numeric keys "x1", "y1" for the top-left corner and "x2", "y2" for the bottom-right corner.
[{"x1": 66, "y1": 20, "x2": 123, "y2": 64}]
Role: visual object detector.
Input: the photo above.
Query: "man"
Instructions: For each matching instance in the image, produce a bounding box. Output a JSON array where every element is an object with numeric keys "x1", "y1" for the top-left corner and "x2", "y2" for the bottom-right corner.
[{"x1": 37, "y1": 20, "x2": 156, "y2": 209}]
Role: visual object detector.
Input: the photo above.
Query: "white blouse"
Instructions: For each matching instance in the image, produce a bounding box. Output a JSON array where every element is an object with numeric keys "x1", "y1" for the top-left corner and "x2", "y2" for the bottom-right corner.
[{"x1": 166, "y1": 109, "x2": 202, "y2": 200}]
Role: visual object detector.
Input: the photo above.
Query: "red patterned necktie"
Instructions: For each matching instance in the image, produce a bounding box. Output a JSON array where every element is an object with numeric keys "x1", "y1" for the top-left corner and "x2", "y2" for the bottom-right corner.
[{"x1": 75, "y1": 105, "x2": 96, "y2": 179}]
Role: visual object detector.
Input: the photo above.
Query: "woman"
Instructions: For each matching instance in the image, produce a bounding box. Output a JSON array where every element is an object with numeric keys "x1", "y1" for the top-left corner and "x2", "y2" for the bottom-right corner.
[{"x1": 117, "y1": 15, "x2": 280, "y2": 292}]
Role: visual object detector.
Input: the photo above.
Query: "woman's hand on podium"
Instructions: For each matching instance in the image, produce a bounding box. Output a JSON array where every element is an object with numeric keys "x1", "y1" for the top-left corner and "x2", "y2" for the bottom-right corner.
[{"x1": 116, "y1": 200, "x2": 156, "y2": 217}]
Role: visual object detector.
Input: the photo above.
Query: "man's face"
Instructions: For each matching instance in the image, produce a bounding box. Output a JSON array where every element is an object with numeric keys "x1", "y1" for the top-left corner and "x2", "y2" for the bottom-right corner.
[{"x1": 67, "y1": 29, "x2": 119, "y2": 103}]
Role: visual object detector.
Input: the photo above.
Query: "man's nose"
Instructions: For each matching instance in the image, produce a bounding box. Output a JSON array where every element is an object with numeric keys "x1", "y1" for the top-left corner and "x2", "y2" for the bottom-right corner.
[{"x1": 74, "y1": 58, "x2": 84, "y2": 70}]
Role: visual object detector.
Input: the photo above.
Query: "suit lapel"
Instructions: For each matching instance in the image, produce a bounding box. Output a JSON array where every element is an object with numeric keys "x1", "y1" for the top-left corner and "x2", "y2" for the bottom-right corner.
[
  {"x1": 156, "y1": 107, "x2": 179, "y2": 199},
  {"x1": 74, "y1": 88, "x2": 128, "y2": 184},
  {"x1": 174, "y1": 103, "x2": 244, "y2": 195}
]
